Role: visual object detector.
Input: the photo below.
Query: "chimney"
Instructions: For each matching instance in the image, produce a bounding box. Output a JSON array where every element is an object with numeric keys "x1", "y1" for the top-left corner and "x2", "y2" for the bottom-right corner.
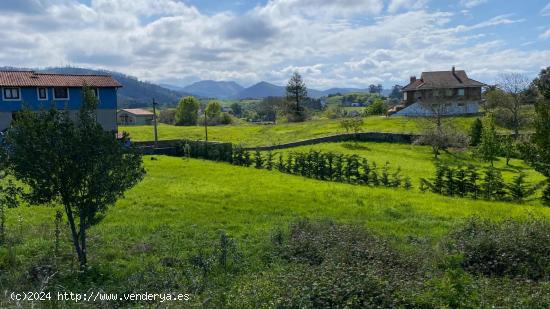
[
  {"x1": 452, "y1": 66, "x2": 456, "y2": 74},
  {"x1": 410, "y1": 76, "x2": 417, "y2": 83}
]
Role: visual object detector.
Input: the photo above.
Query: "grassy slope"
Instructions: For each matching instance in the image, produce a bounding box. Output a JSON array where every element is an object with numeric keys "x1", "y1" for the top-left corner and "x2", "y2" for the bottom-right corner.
[
  {"x1": 121, "y1": 116, "x2": 478, "y2": 146},
  {"x1": 268, "y1": 142, "x2": 545, "y2": 199},
  {"x1": 7, "y1": 156, "x2": 549, "y2": 281}
]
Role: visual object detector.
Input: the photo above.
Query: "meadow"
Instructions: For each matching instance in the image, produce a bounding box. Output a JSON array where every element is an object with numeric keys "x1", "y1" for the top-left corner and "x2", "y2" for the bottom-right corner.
[
  {"x1": 266, "y1": 141, "x2": 546, "y2": 202},
  {"x1": 120, "y1": 116, "x2": 479, "y2": 146},
  {"x1": 3, "y1": 155, "x2": 550, "y2": 307}
]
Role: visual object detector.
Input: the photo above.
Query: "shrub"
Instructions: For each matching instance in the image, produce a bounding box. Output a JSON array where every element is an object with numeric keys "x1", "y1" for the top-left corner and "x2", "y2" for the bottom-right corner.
[{"x1": 445, "y1": 218, "x2": 550, "y2": 280}]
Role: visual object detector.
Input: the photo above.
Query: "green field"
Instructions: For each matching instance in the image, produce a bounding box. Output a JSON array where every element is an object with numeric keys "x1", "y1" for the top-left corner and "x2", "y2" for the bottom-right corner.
[
  {"x1": 267, "y1": 141, "x2": 546, "y2": 202},
  {"x1": 121, "y1": 116, "x2": 480, "y2": 146},
  {"x1": 4, "y1": 154, "x2": 550, "y2": 306}
]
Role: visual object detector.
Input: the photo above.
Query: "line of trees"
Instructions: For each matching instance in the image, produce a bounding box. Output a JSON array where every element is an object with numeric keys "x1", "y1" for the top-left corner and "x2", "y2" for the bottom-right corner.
[
  {"x1": 232, "y1": 147, "x2": 412, "y2": 189},
  {"x1": 420, "y1": 163, "x2": 541, "y2": 202}
]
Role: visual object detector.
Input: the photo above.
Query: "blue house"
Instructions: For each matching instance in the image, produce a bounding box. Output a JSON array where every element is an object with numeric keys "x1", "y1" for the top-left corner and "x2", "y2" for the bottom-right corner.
[{"x1": 0, "y1": 70, "x2": 122, "y2": 131}]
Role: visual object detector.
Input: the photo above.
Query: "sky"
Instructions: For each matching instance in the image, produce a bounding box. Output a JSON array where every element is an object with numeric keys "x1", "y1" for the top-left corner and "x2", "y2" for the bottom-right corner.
[{"x1": 0, "y1": 0, "x2": 549, "y2": 89}]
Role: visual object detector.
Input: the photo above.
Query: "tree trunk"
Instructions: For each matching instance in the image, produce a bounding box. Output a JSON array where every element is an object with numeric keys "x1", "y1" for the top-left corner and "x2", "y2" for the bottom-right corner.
[
  {"x1": 64, "y1": 204, "x2": 86, "y2": 268},
  {"x1": 79, "y1": 212, "x2": 87, "y2": 268}
]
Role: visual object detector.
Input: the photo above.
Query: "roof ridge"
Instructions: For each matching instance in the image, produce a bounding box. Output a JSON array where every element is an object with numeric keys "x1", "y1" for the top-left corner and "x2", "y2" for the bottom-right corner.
[{"x1": 34, "y1": 72, "x2": 112, "y2": 77}]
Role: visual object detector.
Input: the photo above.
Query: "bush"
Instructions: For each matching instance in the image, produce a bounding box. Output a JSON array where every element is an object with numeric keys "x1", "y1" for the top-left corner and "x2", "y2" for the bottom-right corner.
[
  {"x1": 445, "y1": 218, "x2": 550, "y2": 280},
  {"x1": 176, "y1": 140, "x2": 233, "y2": 162}
]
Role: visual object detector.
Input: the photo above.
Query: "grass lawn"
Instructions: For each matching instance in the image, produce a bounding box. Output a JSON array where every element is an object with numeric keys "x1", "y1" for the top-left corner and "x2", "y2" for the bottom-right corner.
[
  {"x1": 3, "y1": 156, "x2": 550, "y2": 306},
  {"x1": 266, "y1": 141, "x2": 546, "y2": 203},
  {"x1": 121, "y1": 116, "x2": 480, "y2": 146}
]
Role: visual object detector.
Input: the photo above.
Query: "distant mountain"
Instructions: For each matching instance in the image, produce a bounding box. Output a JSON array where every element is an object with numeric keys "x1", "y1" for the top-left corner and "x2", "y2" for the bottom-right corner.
[
  {"x1": 322, "y1": 88, "x2": 368, "y2": 96},
  {"x1": 181, "y1": 80, "x2": 244, "y2": 99},
  {"x1": 234, "y1": 81, "x2": 327, "y2": 99},
  {"x1": 235, "y1": 81, "x2": 285, "y2": 99}
]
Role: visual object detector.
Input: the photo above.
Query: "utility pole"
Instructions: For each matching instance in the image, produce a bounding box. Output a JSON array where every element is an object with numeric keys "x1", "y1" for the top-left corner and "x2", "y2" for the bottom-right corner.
[
  {"x1": 152, "y1": 98, "x2": 158, "y2": 148},
  {"x1": 204, "y1": 108, "x2": 208, "y2": 157}
]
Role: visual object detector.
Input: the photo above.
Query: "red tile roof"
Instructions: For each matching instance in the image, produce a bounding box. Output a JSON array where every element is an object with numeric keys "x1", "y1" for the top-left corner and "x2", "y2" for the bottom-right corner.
[
  {"x1": 0, "y1": 70, "x2": 122, "y2": 88},
  {"x1": 119, "y1": 108, "x2": 154, "y2": 116},
  {"x1": 402, "y1": 69, "x2": 486, "y2": 91}
]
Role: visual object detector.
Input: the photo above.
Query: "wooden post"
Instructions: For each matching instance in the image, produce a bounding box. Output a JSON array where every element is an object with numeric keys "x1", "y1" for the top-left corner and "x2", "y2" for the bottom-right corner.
[
  {"x1": 204, "y1": 108, "x2": 208, "y2": 157},
  {"x1": 153, "y1": 98, "x2": 158, "y2": 148}
]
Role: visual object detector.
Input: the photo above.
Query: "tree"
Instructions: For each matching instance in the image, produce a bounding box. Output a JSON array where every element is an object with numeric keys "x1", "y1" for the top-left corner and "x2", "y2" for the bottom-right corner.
[
  {"x1": 340, "y1": 117, "x2": 364, "y2": 140},
  {"x1": 477, "y1": 113, "x2": 500, "y2": 166},
  {"x1": 285, "y1": 72, "x2": 308, "y2": 122},
  {"x1": 415, "y1": 125, "x2": 469, "y2": 159},
  {"x1": 389, "y1": 85, "x2": 403, "y2": 101},
  {"x1": 485, "y1": 73, "x2": 531, "y2": 137},
  {"x1": 230, "y1": 102, "x2": 242, "y2": 117},
  {"x1": 206, "y1": 101, "x2": 222, "y2": 119},
  {"x1": 364, "y1": 98, "x2": 388, "y2": 116},
  {"x1": 5, "y1": 87, "x2": 145, "y2": 268},
  {"x1": 469, "y1": 118, "x2": 483, "y2": 146},
  {"x1": 522, "y1": 67, "x2": 550, "y2": 205},
  {"x1": 159, "y1": 109, "x2": 176, "y2": 125},
  {"x1": 175, "y1": 96, "x2": 199, "y2": 126}
]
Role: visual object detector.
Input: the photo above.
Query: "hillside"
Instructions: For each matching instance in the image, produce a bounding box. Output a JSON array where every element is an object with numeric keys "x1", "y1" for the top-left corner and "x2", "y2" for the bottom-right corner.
[
  {"x1": 234, "y1": 81, "x2": 325, "y2": 99},
  {"x1": 14, "y1": 67, "x2": 190, "y2": 108},
  {"x1": 182, "y1": 80, "x2": 243, "y2": 99}
]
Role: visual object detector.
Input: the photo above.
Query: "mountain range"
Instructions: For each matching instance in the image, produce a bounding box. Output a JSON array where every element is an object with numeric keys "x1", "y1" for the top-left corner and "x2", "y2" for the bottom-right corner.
[
  {"x1": 1, "y1": 66, "x2": 388, "y2": 105},
  {"x1": 163, "y1": 80, "x2": 379, "y2": 100}
]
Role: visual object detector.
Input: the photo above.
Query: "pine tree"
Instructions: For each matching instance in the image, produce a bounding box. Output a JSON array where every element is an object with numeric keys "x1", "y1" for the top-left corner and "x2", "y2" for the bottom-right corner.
[
  {"x1": 360, "y1": 158, "x2": 370, "y2": 185},
  {"x1": 326, "y1": 152, "x2": 335, "y2": 180},
  {"x1": 370, "y1": 162, "x2": 379, "y2": 186},
  {"x1": 507, "y1": 172, "x2": 529, "y2": 202},
  {"x1": 403, "y1": 176, "x2": 413, "y2": 190},
  {"x1": 266, "y1": 151, "x2": 274, "y2": 171},
  {"x1": 285, "y1": 72, "x2": 308, "y2": 122},
  {"x1": 392, "y1": 167, "x2": 403, "y2": 188},
  {"x1": 334, "y1": 154, "x2": 344, "y2": 182},
  {"x1": 466, "y1": 165, "x2": 480, "y2": 199},
  {"x1": 482, "y1": 167, "x2": 506, "y2": 200},
  {"x1": 433, "y1": 163, "x2": 447, "y2": 194},
  {"x1": 444, "y1": 167, "x2": 456, "y2": 196},
  {"x1": 456, "y1": 168, "x2": 468, "y2": 197},
  {"x1": 254, "y1": 150, "x2": 264, "y2": 169},
  {"x1": 469, "y1": 118, "x2": 483, "y2": 146},
  {"x1": 277, "y1": 153, "x2": 285, "y2": 172},
  {"x1": 243, "y1": 149, "x2": 252, "y2": 167},
  {"x1": 381, "y1": 162, "x2": 391, "y2": 187},
  {"x1": 478, "y1": 113, "x2": 500, "y2": 166}
]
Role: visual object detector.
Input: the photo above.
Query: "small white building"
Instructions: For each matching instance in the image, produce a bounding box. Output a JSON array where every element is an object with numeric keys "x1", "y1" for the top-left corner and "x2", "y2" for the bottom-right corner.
[{"x1": 117, "y1": 108, "x2": 154, "y2": 125}]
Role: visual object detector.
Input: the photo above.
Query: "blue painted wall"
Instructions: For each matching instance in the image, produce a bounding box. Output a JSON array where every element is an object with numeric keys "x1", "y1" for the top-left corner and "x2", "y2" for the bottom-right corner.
[{"x1": 0, "y1": 87, "x2": 117, "y2": 112}]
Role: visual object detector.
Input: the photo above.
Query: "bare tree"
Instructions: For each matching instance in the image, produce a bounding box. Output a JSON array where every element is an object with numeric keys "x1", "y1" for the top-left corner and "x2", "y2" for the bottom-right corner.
[{"x1": 485, "y1": 73, "x2": 531, "y2": 137}]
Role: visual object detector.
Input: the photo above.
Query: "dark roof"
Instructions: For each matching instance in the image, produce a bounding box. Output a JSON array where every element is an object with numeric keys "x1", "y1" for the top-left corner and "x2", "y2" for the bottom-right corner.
[
  {"x1": 402, "y1": 69, "x2": 486, "y2": 91},
  {"x1": 119, "y1": 108, "x2": 154, "y2": 116},
  {"x1": 0, "y1": 70, "x2": 122, "y2": 88}
]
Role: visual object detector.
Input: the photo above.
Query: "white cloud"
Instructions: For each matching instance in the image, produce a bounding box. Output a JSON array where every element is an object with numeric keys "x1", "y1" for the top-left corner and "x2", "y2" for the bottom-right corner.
[
  {"x1": 0, "y1": 0, "x2": 546, "y2": 89},
  {"x1": 540, "y1": 28, "x2": 550, "y2": 40},
  {"x1": 387, "y1": 0, "x2": 427, "y2": 13},
  {"x1": 542, "y1": 3, "x2": 550, "y2": 16},
  {"x1": 460, "y1": 0, "x2": 488, "y2": 8}
]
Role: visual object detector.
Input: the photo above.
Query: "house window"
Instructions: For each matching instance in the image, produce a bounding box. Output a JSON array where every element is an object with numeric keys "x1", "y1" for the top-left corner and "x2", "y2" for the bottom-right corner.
[
  {"x1": 403, "y1": 92, "x2": 408, "y2": 100},
  {"x1": 433, "y1": 89, "x2": 441, "y2": 97},
  {"x1": 458, "y1": 88, "x2": 465, "y2": 96},
  {"x1": 37, "y1": 87, "x2": 48, "y2": 100},
  {"x1": 53, "y1": 87, "x2": 69, "y2": 100},
  {"x1": 3, "y1": 87, "x2": 21, "y2": 101},
  {"x1": 445, "y1": 89, "x2": 453, "y2": 97}
]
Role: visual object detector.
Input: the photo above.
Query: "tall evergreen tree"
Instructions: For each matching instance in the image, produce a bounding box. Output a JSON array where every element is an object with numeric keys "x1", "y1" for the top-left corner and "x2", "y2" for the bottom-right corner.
[
  {"x1": 478, "y1": 113, "x2": 500, "y2": 166},
  {"x1": 285, "y1": 72, "x2": 308, "y2": 122}
]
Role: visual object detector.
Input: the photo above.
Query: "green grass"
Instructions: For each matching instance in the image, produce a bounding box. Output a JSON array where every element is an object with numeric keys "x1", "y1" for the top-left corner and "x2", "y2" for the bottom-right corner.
[
  {"x1": 267, "y1": 141, "x2": 545, "y2": 201},
  {"x1": 122, "y1": 116, "x2": 479, "y2": 146},
  {"x1": 3, "y1": 156, "x2": 549, "y2": 305}
]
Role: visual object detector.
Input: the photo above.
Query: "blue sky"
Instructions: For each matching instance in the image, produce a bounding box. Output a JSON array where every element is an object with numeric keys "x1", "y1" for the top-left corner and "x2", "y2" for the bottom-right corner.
[{"x1": 0, "y1": 0, "x2": 549, "y2": 89}]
